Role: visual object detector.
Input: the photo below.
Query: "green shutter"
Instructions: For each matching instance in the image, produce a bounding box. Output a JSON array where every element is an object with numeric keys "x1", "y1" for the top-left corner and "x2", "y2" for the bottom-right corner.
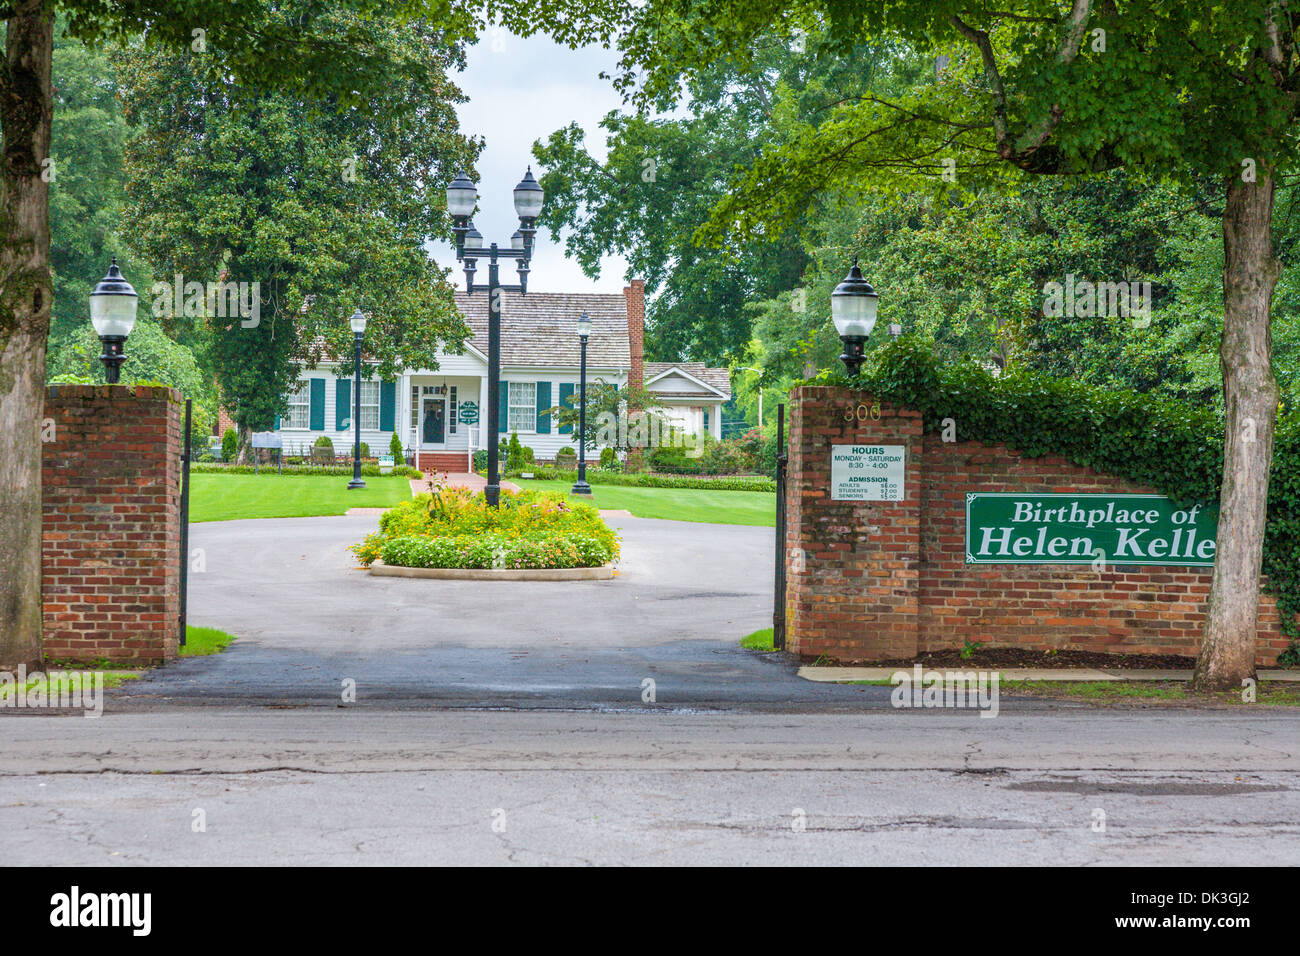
[
  {"x1": 379, "y1": 381, "x2": 396, "y2": 432},
  {"x1": 535, "y1": 381, "x2": 551, "y2": 434},
  {"x1": 558, "y1": 383, "x2": 575, "y2": 435},
  {"x1": 309, "y1": 379, "x2": 325, "y2": 430},
  {"x1": 498, "y1": 381, "x2": 509, "y2": 433},
  {"x1": 274, "y1": 414, "x2": 281, "y2": 430},
  {"x1": 336, "y1": 379, "x2": 350, "y2": 431}
]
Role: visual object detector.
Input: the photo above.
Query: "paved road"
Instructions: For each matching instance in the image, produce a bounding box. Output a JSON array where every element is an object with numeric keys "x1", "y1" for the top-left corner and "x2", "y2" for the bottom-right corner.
[{"x1": 3, "y1": 710, "x2": 1296, "y2": 865}]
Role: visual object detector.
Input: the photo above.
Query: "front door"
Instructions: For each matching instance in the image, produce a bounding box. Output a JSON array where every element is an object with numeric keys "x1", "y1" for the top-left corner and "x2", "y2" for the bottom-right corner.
[{"x1": 422, "y1": 398, "x2": 446, "y2": 445}]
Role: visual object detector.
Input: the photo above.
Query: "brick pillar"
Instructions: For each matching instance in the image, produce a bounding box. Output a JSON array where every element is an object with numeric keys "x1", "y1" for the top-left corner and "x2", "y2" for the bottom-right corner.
[
  {"x1": 786, "y1": 386, "x2": 923, "y2": 662},
  {"x1": 42, "y1": 385, "x2": 183, "y2": 664},
  {"x1": 623, "y1": 279, "x2": 646, "y2": 470}
]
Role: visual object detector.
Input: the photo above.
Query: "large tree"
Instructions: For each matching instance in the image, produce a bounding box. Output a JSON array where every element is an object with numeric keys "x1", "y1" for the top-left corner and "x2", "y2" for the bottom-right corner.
[
  {"x1": 116, "y1": 11, "x2": 479, "y2": 438},
  {"x1": 504, "y1": 0, "x2": 1299, "y2": 689},
  {"x1": 0, "y1": 0, "x2": 477, "y2": 667}
]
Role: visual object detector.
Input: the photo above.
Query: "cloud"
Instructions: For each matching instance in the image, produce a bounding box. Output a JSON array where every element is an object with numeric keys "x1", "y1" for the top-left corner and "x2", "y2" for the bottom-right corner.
[{"x1": 430, "y1": 29, "x2": 632, "y2": 293}]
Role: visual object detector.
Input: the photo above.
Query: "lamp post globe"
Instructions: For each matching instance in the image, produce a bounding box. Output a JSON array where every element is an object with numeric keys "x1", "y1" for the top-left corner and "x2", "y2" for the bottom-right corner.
[
  {"x1": 445, "y1": 172, "x2": 478, "y2": 220},
  {"x1": 90, "y1": 259, "x2": 138, "y2": 383},
  {"x1": 512, "y1": 166, "x2": 544, "y2": 220},
  {"x1": 830, "y1": 257, "x2": 879, "y2": 376},
  {"x1": 347, "y1": 309, "x2": 368, "y2": 490}
]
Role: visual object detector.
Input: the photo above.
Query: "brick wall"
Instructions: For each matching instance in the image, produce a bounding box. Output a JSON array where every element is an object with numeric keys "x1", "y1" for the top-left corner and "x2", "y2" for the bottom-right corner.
[
  {"x1": 786, "y1": 386, "x2": 1290, "y2": 666},
  {"x1": 42, "y1": 385, "x2": 182, "y2": 664}
]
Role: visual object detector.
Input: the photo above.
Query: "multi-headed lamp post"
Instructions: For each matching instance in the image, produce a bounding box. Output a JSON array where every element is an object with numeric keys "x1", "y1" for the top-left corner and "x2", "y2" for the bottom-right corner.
[
  {"x1": 571, "y1": 311, "x2": 593, "y2": 497},
  {"x1": 830, "y1": 257, "x2": 879, "y2": 376},
  {"x1": 446, "y1": 168, "x2": 544, "y2": 508}
]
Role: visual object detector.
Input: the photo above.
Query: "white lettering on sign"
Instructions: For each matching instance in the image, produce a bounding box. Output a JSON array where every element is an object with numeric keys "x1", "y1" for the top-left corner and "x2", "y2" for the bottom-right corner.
[{"x1": 830, "y1": 445, "x2": 905, "y2": 501}]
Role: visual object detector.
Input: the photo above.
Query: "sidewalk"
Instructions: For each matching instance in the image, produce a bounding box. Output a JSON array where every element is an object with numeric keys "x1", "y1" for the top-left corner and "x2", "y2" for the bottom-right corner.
[{"x1": 799, "y1": 666, "x2": 1300, "y2": 682}]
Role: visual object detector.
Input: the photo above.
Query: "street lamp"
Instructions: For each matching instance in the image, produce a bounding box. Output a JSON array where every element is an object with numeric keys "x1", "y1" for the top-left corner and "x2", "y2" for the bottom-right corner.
[
  {"x1": 90, "y1": 258, "x2": 138, "y2": 383},
  {"x1": 571, "y1": 311, "x2": 593, "y2": 497},
  {"x1": 830, "y1": 257, "x2": 879, "y2": 376},
  {"x1": 347, "y1": 308, "x2": 367, "y2": 490},
  {"x1": 447, "y1": 167, "x2": 544, "y2": 507}
]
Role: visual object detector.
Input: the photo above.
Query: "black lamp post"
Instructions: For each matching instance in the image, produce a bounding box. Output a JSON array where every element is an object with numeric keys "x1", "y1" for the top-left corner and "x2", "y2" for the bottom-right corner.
[
  {"x1": 347, "y1": 308, "x2": 367, "y2": 490},
  {"x1": 90, "y1": 259, "x2": 138, "y2": 383},
  {"x1": 446, "y1": 167, "x2": 544, "y2": 508},
  {"x1": 571, "y1": 311, "x2": 593, "y2": 497},
  {"x1": 830, "y1": 257, "x2": 879, "y2": 376}
]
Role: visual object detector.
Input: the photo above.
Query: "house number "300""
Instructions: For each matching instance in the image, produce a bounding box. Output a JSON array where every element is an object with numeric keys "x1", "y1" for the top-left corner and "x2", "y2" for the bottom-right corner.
[{"x1": 843, "y1": 402, "x2": 881, "y2": 422}]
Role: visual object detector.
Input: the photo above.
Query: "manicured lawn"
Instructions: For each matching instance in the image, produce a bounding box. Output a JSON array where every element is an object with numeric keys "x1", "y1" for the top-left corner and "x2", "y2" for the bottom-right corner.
[
  {"x1": 189, "y1": 474, "x2": 413, "y2": 522},
  {"x1": 513, "y1": 478, "x2": 776, "y2": 526}
]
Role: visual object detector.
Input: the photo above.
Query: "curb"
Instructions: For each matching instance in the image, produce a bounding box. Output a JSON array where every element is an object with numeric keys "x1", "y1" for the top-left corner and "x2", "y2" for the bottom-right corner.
[
  {"x1": 797, "y1": 666, "x2": 1300, "y2": 683},
  {"x1": 368, "y1": 560, "x2": 615, "y2": 581}
]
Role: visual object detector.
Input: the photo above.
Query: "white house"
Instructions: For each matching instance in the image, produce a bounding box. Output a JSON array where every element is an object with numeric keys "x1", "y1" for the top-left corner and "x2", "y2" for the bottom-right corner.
[{"x1": 270, "y1": 280, "x2": 732, "y2": 473}]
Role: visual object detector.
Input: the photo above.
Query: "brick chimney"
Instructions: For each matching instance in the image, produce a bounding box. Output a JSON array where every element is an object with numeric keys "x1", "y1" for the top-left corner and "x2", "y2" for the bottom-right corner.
[{"x1": 623, "y1": 279, "x2": 645, "y2": 392}]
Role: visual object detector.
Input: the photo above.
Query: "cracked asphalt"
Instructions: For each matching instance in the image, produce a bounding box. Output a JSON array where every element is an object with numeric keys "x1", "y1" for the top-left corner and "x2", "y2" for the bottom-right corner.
[{"x1": 5, "y1": 514, "x2": 1298, "y2": 864}]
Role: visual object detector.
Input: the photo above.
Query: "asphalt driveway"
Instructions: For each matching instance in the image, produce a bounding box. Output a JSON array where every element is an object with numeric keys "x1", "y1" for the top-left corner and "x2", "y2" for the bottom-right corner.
[{"x1": 114, "y1": 513, "x2": 899, "y2": 710}]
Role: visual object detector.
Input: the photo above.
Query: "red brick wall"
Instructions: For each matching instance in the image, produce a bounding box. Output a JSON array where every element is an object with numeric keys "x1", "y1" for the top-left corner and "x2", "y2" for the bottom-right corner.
[
  {"x1": 42, "y1": 385, "x2": 182, "y2": 664},
  {"x1": 786, "y1": 386, "x2": 1290, "y2": 666}
]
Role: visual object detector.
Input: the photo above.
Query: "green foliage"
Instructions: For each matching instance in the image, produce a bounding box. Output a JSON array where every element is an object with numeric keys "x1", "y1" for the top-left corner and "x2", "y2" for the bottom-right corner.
[
  {"x1": 555, "y1": 446, "x2": 577, "y2": 468},
  {"x1": 473, "y1": 449, "x2": 489, "y2": 472},
  {"x1": 506, "y1": 432, "x2": 535, "y2": 474},
  {"x1": 832, "y1": 336, "x2": 1300, "y2": 650},
  {"x1": 510, "y1": 465, "x2": 776, "y2": 492},
  {"x1": 191, "y1": 463, "x2": 421, "y2": 478},
  {"x1": 599, "y1": 447, "x2": 619, "y2": 470},
  {"x1": 221, "y1": 428, "x2": 238, "y2": 462},
  {"x1": 115, "y1": 7, "x2": 479, "y2": 433},
  {"x1": 389, "y1": 432, "x2": 405, "y2": 462},
  {"x1": 351, "y1": 487, "x2": 620, "y2": 569},
  {"x1": 313, "y1": 435, "x2": 334, "y2": 450}
]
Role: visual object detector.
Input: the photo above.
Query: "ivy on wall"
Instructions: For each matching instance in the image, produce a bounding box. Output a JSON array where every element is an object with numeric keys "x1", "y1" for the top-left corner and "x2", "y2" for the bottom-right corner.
[{"x1": 811, "y1": 336, "x2": 1300, "y2": 663}]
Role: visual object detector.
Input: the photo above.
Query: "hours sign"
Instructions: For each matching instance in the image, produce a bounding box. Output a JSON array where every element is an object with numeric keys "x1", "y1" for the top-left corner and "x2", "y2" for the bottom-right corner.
[{"x1": 830, "y1": 445, "x2": 905, "y2": 501}]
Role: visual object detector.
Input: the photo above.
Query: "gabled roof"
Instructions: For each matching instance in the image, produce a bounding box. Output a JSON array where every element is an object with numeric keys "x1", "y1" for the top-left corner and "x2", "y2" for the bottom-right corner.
[
  {"x1": 644, "y1": 362, "x2": 731, "y2": 400},
  {"x1": 455, "y1": 290, "x2": 631, "y2": 370}
]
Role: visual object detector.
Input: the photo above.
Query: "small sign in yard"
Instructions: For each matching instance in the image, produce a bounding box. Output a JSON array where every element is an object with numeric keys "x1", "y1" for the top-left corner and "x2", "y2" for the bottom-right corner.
[
  {"x1": 250, "y1": 432, "x2": 282, "y2": 449},
  {"x1": 459, "y1": 401, "x2": 479, "y2": 425},
  {"x1": 830, "y1": 444, "x2": 905, "y2": 501}
]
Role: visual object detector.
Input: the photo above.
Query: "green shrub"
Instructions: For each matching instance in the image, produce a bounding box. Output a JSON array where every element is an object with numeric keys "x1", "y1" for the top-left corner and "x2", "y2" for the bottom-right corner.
[
  {"x1": 378, "y1": 531, "x2": 615, "y2": 570},
  {"x1": 473, "y1": 449, "x2": 488, "y2": 472},
  {"x1": 221, "y1": 427, "x2": 238, "y2": 462},
  {"x1": 314, "y1": 435, "x2": 334, "y2": 450},
  {"x1": 192, "y1": 463, "x2": 423, "y2": 478},
  {"x1": 516, "y1": 466, "x2": 775, "y2": 491},
  {"x1": 599, "y1": 447, "x2": 619, "y2": 470},
  {"x1": 389, "y1": 432, "x2": 404, "y2": 462},
  {"x1": 506, "y1": 431, "x2": 535, "y2": 473}
]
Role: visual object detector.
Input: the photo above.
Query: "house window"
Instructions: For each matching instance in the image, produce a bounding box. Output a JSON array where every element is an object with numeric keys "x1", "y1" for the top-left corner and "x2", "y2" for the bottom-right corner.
[
  {"x1": 508, "y1": 382, "x2": 536, "y2": 433},
  {"x1": 450, "y1": 386, "x2": 458, "y2": 434},
  {"x1": 285, "y1": 381, "x2": 310, "y2": 429},
  {"x1": 360, "y1": 380, "x2": 380, "y2": 431},
  {"x1": 703, "y1": 409, "x2": 710, "y2": 431}
]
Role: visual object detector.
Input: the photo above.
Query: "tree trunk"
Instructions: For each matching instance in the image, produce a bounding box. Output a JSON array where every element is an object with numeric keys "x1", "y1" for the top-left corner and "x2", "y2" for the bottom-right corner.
[
  {"x1": 0, "y1": 2, "x2": 54, "y2": 669},
  {"x1": 1193, "y1": 172, "x2": 1281, "y2": 691}
]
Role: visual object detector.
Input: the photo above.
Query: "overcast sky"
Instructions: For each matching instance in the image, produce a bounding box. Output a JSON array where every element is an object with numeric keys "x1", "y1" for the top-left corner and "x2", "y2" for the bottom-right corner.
[{"x1": 428, "y1": 29, "x2": 632, "y2": 295}]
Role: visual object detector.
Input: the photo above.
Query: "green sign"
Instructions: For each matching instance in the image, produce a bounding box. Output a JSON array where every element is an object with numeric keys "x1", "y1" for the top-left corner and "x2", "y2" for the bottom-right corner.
[
  {"x1": 458, "y1": 401, "x2": 479, "y2": 425},
  {"x1": 965, "y1": 493, "x2": 1218, "y2": 567}
]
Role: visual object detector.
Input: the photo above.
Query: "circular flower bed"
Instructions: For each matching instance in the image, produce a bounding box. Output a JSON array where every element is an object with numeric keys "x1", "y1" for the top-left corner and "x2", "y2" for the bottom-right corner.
[{"x1": 351, "y1": 486, "x2": 619, "y2": 571}]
